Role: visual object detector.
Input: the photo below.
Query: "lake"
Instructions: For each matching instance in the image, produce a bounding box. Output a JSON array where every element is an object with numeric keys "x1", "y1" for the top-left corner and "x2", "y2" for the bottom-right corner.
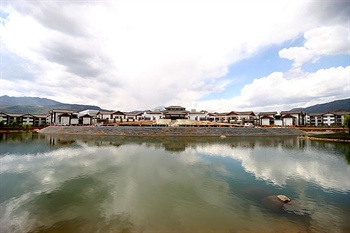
[{"x1": 0, "y1": 133, "x2": 349, "y2": 233}]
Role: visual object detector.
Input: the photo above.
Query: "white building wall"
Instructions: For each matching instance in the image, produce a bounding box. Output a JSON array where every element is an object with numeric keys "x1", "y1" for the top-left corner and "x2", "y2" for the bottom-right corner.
[
  {"x1": 22, "y1": 117, "x2": 34, "y2": 125},
  {"x1": 112, "y1": 114, "x2": 125, "y2": 120},
  {"x1": 261, "y1": 118, "x2": 270, "y2": 126},
  {"x1": 71, "y1": 118, "x2": 79, "y2": 125},
  {"x1": 238, "y1": 115, "x2": 253, "y2": 121},
  {"x1": 274, "y1": 119, "x2": 283, "y2": 126},
  {"x1": 61, "y1": 116, "x2": 70, "y2": 125},
  {"x1": 0, "y1": 115, "x2": 7, "y2": 123},
  {"x1": 323, "y1": 114, "x2": 335, "y2": 126},
  {"x1": 82, "y1": 117, "x2": 91, "y2": 125},
  {"x1": 144, "y1": 112, "x2": 162, "y2": 120},
  {"x1": 188, "y1": 113, "x2": 207, "y2": 121},
  {"x1": 37, "y1": 117, "x2": 46, "y2": 125},
  {"x1": 291, "y1": 113, "x2": 307, "y2": 125},
  {"x1": 291, "y1": 114, "x2": 299, "y2": 125},
  {"x1": 283, "y1": 118, "x2": 293, "y2": 126},
  {"x1": 102, "y1": 114, "x2": 111, "y2": 120},
  {"x1": 52, "y1": 113, "x2": 59, "y2": 124},
  {"x1": 305, "y1": 115, "x2": 310, "y2": 125}
]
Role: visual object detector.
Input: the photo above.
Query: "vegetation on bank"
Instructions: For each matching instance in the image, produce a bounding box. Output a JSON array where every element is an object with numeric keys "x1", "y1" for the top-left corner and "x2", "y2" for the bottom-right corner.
[
  {"x1": 309, "y1": 132, "x2": 350, "y2": 140},
  {"x1": 344, "y1": 115, "x2": 350, "y2": 133},
  {"x1": 0, "y1": 120, "x2": 33, "y2": 131}
]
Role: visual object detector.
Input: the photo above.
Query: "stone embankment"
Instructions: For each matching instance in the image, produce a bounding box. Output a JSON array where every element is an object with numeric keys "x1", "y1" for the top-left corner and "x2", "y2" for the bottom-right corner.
[{"x1": 39, "y1": 126, "x2": 305, "y2": 137}]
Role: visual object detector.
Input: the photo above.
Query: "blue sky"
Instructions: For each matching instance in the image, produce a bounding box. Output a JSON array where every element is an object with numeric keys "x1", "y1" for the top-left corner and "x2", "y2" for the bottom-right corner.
[
  {"x1": 0, "y1": 0, "x2": 349, "y2": 112},
  {"x1": 200, "y1": 43, "x2": 295, "y2": 101}
]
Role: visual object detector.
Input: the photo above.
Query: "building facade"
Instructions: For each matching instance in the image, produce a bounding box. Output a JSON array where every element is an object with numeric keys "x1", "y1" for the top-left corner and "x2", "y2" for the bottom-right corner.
[
  {"x1": 0, "y1": 112, "x2": 48, "y2": 126},
  {"x1": 1, "y1": 106, "x2": 349, "y2": 127}
]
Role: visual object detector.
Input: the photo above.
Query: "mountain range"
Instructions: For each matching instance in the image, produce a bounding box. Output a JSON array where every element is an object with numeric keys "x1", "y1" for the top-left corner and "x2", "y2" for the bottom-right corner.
[
  {"x1": 0, "y1": 95, "x2": 104, "y2": 114},
  {"x1": 0, "y1": 95, "x2": 349, "y2": 114},
  {"x1": 291, "y1": 98, "x2": 350, "y2": 113}
]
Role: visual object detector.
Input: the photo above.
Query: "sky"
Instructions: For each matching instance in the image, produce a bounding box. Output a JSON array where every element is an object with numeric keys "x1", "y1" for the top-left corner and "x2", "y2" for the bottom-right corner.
[{"x1": 0, "y1": 0, "x2": 349, "y2": 112}]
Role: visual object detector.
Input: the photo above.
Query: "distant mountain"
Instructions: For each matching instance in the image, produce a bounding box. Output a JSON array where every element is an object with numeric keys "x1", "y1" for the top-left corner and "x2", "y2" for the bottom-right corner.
[
  {"x1": 152, "y1": 106, "x2": 166, "y2": 111},
  {"x1": 0, "y1": 95, "x2": 104, "y2": 114},
  {"x1": 291, "y1": 98, "x2": 350, "y2": 113},
  {"x1": 0, "y1": 95, "x2": 60, "y2": 106}
]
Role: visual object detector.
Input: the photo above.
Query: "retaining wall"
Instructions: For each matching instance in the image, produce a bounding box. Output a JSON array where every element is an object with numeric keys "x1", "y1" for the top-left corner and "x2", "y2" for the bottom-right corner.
[{"x1": 39, "y1": 126, "x2": 305, "y2": 137}]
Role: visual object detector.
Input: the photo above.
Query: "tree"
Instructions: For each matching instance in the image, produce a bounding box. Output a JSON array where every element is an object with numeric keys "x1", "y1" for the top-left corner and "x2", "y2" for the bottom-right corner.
[
  {"x1": 0, "y1": 121, "x2": 5, "y2": 129},
  {"x1": 11, "y1": 120, "x2": 21, "y2": 129},
  {"x1": 343, "y1": 115, "x2": 350, "y2": 133},
  {"x1": 22, "y1": 124, "x2": 32, "y2": 132}
]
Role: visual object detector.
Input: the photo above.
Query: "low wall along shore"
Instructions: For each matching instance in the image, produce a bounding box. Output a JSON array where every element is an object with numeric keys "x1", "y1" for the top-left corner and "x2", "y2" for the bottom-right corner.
[{"x1": 39, "y1": 126, "x2": 305, "y2": 137}]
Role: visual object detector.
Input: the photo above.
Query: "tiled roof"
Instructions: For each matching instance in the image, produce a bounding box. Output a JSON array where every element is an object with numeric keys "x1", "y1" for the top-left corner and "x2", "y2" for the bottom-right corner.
[
  {"x1": 260, "y1": 115, "x2": 274, "y2": 119},
  {"x1": 166, "y1": 105, "x2": 185, "y2": 108},
  {"x1": 6, "y1": 113, "x2": 24, "y2": 117},
  {"x1": 236, "y1": 111, "x2": 255, "y2": 116},
  {"x1": 163, "y1": 111, "x2": 189, "y2": 115},
  {"x1": 50, "y1": 109, "x2": 74, "y2": 113},
  {"x1": 282, "y1": 114, "x2": 296, "y2": 118},
  {"x1": 97, "y1": 111, "x2": 114, "y2": 115},
  {"x1": 79, "y1": 114, "x2": 92, "y2": 118},
  {"x1": 280, "y1": 110, "x2": 305, "y2": 115},
  {"x1": 258, "y1": 111, "x2": 277, "y2": 115},
  {"x1": 112, "y1": 111, "x2": 126, "y2": 115}
]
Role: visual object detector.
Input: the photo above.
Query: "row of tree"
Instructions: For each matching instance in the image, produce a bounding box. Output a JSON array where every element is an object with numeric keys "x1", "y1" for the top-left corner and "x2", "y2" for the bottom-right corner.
[
  {"x1": 0, "y1": 121, "x2": 32, "y2": 131},
  {"x1": 345, "y1": 115, "x2": 350, "y2": 133}
]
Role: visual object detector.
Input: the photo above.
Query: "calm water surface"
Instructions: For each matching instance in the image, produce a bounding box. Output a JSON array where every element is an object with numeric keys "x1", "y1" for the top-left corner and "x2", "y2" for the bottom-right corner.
[{"x1": 0, "y1": 133, "x2": 349, "y2": 233}]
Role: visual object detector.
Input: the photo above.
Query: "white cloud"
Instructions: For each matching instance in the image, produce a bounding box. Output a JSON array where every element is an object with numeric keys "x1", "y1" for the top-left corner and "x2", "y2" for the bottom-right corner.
[
  {"x1": 0, "y1": 0, "x2": 348, "y2": 111},
  {"x1": 279, "y1": 25, "x2": 349, "y2": 68},
  {"x1": 279, "y1": 47, "x2": 315, "y2": 68},
  {"x1": 304, "y1": 25, "x2": 350, "y2": 55},
  {"x1": 0, "y1": 142, "x2": 233, "y2": 232},
  {"x1": 197, "y1": 142, "x2": 350, "y2": 192},
  {"x1": 196, "y1": 66, "x2": 350, "y2": 112}
]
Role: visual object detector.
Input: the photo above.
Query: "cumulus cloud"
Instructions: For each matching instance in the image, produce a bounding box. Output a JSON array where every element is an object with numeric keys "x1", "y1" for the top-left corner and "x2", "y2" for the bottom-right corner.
[
  {"x1": 197, "y1": 141, "x2": 350, "y2": 192},
  {"x1": 279, "y1": 47, "x2": 315, "y2": 68},
  {"x1": 0, "y1": 142, "x2": 233, "y2": 232},
  {"x1": 0, "y1": 0, "x2": 349, "y2": 111},
  {"x1": 279, "y1": 25, "x2": 350, "y2": 68},
  {"x1": 196, "y1": 66, "x2": 350, "y2": 112}
]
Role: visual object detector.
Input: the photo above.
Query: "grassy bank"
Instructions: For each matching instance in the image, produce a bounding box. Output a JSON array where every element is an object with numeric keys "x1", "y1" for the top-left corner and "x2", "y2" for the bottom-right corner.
[{"x1": 308, "y1": 132, "x2": 350, "y2": 140}]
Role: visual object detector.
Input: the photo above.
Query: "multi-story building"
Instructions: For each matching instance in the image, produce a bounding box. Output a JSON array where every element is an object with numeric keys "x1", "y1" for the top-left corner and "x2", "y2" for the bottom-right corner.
[
  {"x1": 280, "y1": 111, "x2": 306, "y2": 126},
  {"x1": 322, "y1": 112, "x2": 336, "y2": 126},
  {"x1": 0, "y1": 112, "x2": 8, "y2": 125},
  {"x1": 258, "y1": 112, "x2": 278, "y2": 126},
  {"x1": 334, "y1": 111, "x2": 350, "y2": 126},
  {"x1": 2, "y1": 106, "x2": 349, "y2": 127},
  {"x1": 162, "y1": 106, "x2": 189, "y2": 120},
  {"x1": 143, "y1": 110, "x2": 163, "y2": 121},
  {"x1": 0, "y1": 113, "x2": 48, "y2": 126},
  {"x1": 309, "y1": 113, "x2": 323, "y2": 126},
  {"x1": 188, "y1": 109, "x2": 208, "y2": 121},
  {"x1": 48, "y1": 109, "x2": 75, "y2": 125}
]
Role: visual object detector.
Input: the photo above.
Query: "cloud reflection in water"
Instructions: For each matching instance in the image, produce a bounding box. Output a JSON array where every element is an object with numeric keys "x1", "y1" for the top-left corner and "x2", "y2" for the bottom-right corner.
[{"x1": 0, "y1": 136, "x2": 349, "y2": 232}]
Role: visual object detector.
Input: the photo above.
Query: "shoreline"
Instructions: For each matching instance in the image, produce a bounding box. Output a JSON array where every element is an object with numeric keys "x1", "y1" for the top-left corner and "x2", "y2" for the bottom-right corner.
[
  {"x1": 3, "y1": 126, "x2": 349, "y2": 142},
  {"x1": 299, "y1": 135, "x2": 350, "y2": 143},
  {"x1": 38, "y1": 126, "x2": 305, "y2": 137}
]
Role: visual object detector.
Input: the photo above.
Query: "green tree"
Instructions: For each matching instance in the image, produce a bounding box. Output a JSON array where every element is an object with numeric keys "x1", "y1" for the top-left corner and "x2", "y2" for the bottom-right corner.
[
  {"x1": 22, "y1": 124, "x2": 32, "y2": 131},
  {"x1": 343, "y1": 115, "x2": 350, "y2": 134},
  {"x1": 11, "y1": 120, "x2": 21, "y2": 129}
]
